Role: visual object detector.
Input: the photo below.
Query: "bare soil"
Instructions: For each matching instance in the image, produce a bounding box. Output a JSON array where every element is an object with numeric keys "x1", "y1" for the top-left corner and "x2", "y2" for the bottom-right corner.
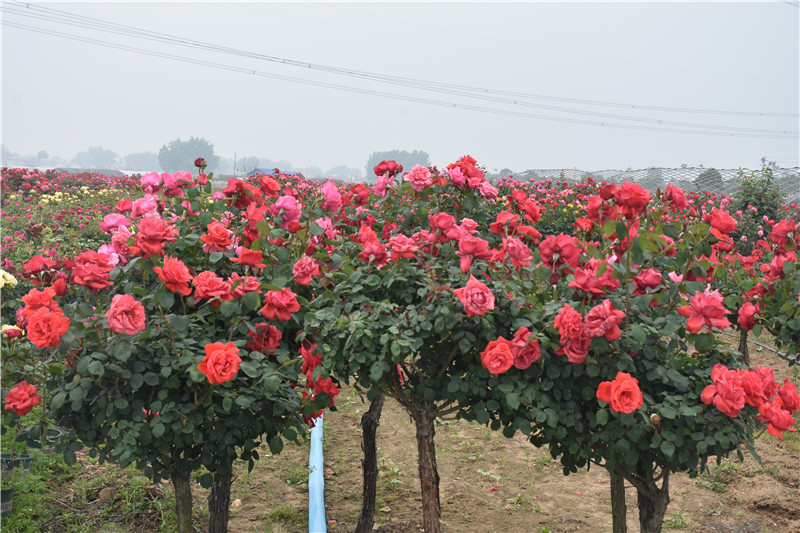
[{"x1": 225, "y1": 340, "x2": 800, "y2": 533}]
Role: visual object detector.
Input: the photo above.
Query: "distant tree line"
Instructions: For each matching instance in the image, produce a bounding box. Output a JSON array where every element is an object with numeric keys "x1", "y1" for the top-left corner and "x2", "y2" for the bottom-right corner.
[{"x1": 365, "y1": 149, "x2": 430, "y2": 180}]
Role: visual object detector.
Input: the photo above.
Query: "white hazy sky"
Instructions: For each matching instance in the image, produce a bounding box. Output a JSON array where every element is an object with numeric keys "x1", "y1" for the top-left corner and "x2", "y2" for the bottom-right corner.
[{"x1": 2, "y1": 1, "x2": 799, "y2": 174}]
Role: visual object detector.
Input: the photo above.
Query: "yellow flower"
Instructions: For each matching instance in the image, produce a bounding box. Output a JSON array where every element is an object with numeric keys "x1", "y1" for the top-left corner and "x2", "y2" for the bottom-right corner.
[{"x1": 0, "y1": 269, "x2": 18, "y2": 289}]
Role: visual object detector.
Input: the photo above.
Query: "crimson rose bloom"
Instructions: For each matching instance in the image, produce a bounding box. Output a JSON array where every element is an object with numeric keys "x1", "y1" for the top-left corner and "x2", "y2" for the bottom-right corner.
[
  {"x1": 193, "y1": 271, "x2": 233, "y2": 306},
  {"x1": 596, "y1": 372, "x2": 644, "y2": 414},
  {"x1": 245, "y1": 323, "x2": 282, "y2": 354},
  {"x1": 310, "y1": 376, "x2": 341, "y2": 407},
  {"x1": 585, "y1": 299, "x2": 626, "y2": 341},
  {"x1": 105, "y1": 294, "x2": 146, "y2": 335},
  {"x1": 737, "y1": 301, "x2": 760, "y2": 331},
  {"x1": 510, "y1": 327, "x2": 541, "y2": 369},
  {"x1": 614, "y1": 182, "x2": 651, "y2": 217},
  {"x1": 292, "y1": 256, "x2": 321, "y2": 286},
  {"x1": 198, "y1": 342, "x2": 242, "y2": 384},
  {"x1": 4, "y1": 381, "x2": 41, "y2": 416},
  {"x1": 133, "y1": 218, "x2": 179, "y2": 258},
  {"x1": 301, "y1": 343, "x2": 323, "y2": 380},
  {"x1": 481, "y1": 337, "x2": 514, "y2": 376},
  {"x1": 664, "y1": 184, "x2": 688, "y2": 210},
  {"x1": 704, "y1": 208, "x2": 737, "y2": 235},
  {"x1": 453, "y1": 275, "x2": 495, "y2": 317},
  {"x1": 260, "y1": 288, "x2": 300, "y2": 321},
  {"x1": 539, "y1": 234, "x2": 581, "y2": 282},
  {"x1": 456, "y1": 235, "x2": 492, "y2": 273},
  {"x1": 677, "y1": 287, "x2": 731, "y2": 334},
  {"x1": 554, "y1": 304, "x2": 592, "y2": 364},
  {"x1": 154, "y1": 255, "x2": 193, "y2": 296},
  {"x1": 71, "y1": 250, "x2": 114, "y2": 292},
  {"x1": 26, "y1": 307, "x2": 70, "y2": 348},
  {"x1": 701, "y1": 364, "x2": 745, "y2": 418}
]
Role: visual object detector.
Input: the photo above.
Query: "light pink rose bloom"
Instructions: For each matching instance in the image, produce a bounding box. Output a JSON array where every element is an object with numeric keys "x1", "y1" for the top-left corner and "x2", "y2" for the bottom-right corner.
[
  {"x1": 271, "y1": 195, "x2": 302, "y2": 228},
  {"x1": 99, "y1": 213, "x2": 131, "y2": 234},
  {"x1": 403, "y1": 165, "x2": 433, "y2": 192},
  {"x1": 141, "y1": 172, "x2": 161, "y2": 193},
  {"x1": 131, "y1": 194, "x2": 159, "y2": 219},
  {"x1": 320, "y1": 180, "x2": 343, "y2": 211},
  {"x1": 445, "y1": 167, "x2": 466, "y2": 188}
]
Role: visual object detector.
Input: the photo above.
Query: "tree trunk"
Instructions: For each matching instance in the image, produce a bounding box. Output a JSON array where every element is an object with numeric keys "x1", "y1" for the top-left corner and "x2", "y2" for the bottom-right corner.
[
  {"x1": 354, "y1": 391, "x2": 386, "y2": 533},
  {"x1": 610, "y1": 468, "x2": 627, "y2": 533},
  {"x1": 738, "y1": 329, "x2": 749, "y2": 366},
  {"x1": 636, "y1": 469, "x2": 670, "y2": 533},
  {"x1": 172, "y1": 472, "x2": 194, "y2": 533},
  {"x1": 208, "y1": 458, "x2": 233, "y2": 533},
  {"x1": 412, "y1": 404, "x2": 441, "y2": 533}
]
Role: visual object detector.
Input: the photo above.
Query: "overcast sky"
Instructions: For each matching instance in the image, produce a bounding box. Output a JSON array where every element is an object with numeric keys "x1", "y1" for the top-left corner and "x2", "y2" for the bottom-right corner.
[{"x1": 2, "y1": 1, "x2": 799, "y2": 174}]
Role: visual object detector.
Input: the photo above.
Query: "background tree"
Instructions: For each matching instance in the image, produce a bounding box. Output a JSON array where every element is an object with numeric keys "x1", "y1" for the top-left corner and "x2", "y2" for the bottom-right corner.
[
  {"x1": 640, "y1": 167, "x2": 665, "y2": 193},
  {"x1": 365, "y1": 149, "x2": 430, "y2": 179},
  {"x1": 694, "y1": 168, "x2": 724, "y2": 194},
  {"x1": 158, "y1": 137, "x2": 220, "y2": 173},
  {"x1": 123, "y1": 152, "x2": 161, "y2": 172},
  {"x1": 71, "y1": 146, "x2": 119, "y2": 169}
]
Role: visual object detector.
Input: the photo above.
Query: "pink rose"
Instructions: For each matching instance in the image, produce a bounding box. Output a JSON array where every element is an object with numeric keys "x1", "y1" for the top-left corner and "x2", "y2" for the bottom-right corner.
[
  {"x1": 105, "y1": 294, "x2": 146, "y2": 335},
  {"x1": 403, "y1": 165, "x2": 433, "y2": 191},
  {"x1": 452, "y1": 275, "x2": 495, "y2": 317},
  {"x1": 481, "y1": 337, "x2": 514, "y2": 376}
]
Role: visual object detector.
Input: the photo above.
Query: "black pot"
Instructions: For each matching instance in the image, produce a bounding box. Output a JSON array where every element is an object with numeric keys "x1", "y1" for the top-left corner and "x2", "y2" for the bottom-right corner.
[
  {"x1": 25, "y1": 428, "x2": 63, "y2": 452},
  {"x1": 0, "y1": 487, "x2": 12, "y2": 517},
  {"x1": 0, "y1": 453, "x2": 32, "y2": 477}
]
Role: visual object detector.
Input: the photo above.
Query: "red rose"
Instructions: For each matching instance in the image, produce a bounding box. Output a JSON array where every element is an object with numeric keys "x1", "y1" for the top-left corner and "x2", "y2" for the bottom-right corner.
[
  {"x1": 105, "y1": 294, "x2": 146, "y2": 335},
  {"x1": 677, "y1": 287, "x2": 731, "y2": 334},
  {"x1": 193, "y1": 271, "x2": 233, "y2": 306},
  {"x1": 701, "y1": 364, "x2": 745, "y2": 418},
  {"x1": 245, "y1": 323, "x2": 282, "y2": 355},
  {"x1": 778, "y1": 379, "x2": 799, "y2": 413},
  {"x1": 21, "y1": 286, "x2": 59, "y2": 319},
  {"x1": 664, "y1": 184, "x2": 687, "y2": 210},
  {"x1": 116, "y1": 198, "x2": 133, "y2": 214},
  {"x1": 200, "y1": 221, "x2": 234, "y2": 251},
  {"x1": 757, "y1": 399, "x2": 797, "y2": 439},
  {"x1": 260, "y1": 288, "x2": 300, "y2": 321},
  {"x1": 26, "y1": 307, "x2": 70, "y2": 348},
  {"x1": 510, "y1": 327, "x2": 541, "y2": 370},
  {"x1": 596, "y1": 372, "x2": 643, "y2": 414},
  {"x1": 194, "y1": 157, "x2": 207, "y2": 169},
  {"x1": 585, "y1": 299, "x2": 626, "y2": 341},
  {"x1": 154, "y1": 255, "x2": 193, "y2": 296},
  {"x1": 293, "y1": 256, "x2": 321, "y2": 286},
  {"x1": 456, "y1": 235, "x2": 492, "y2": 273},
  {"x1": 554, "y1": 304, "x2": 592, "y2": 363},
  {"x1": 632, "y1": 269, "x2": 663, "y2": 295},
  {"x1": 229, "y1": 273, "x2": 261, "y2": 299},
  {"x1": 704, "y1": 208, "x2": 737, "y2": 235},
  {"x1": 502, "y1": 236, "x2": 532, "y2": 270},
  {"x1": 770, "y1": 219, "x2": 796, "y2": 252},
  {"x1": 71, "y1": 250, "x2": 114, "y2": 293},
  {"x1": 133, "y1": 218, "x2": 178, "y2": 258},
  {"x1": 737, "y1": 302, "x2": 760, "y2": 331},
  {"x1": 229, "y1": 247, "x2": 266, "y2": 269},
  {"x1": 301, "y1": 343, "x2": 323, "y2": 379},
  {"x1": 51, "y1": 278, "x2": 68, "y2": 297},
  {"x1": 4, "y1": 381, "x2": 41, "y2": 416},
  {"x1": 453, "y1": 275, "x2": 495, "y2": 317},
  {"x1": 198, "y1": 342, "x2": 241, "y2": 384},
  {"x1": 614, "y1": 182, "x2": 651, "y2": 216},
  {"x1": 310, "y1": 376, "x2": 340, "y2": 407},
  {"x1": 539, "y1": 234, "x2": 581, "y2": 282},
  {"x1": 481, "y1": 337, "x2": 514, "y2": 376}
]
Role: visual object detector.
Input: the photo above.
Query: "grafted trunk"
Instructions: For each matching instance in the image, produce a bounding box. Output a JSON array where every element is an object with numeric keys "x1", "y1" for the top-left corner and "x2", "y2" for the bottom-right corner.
[
  {"x1": 738, "y1": 329, "x2": 749, "y2": 366},
  {"x1": 610, "y1": 468, "x2": 627, "y2": 533},
  {"x1": 208, "y1": 458, "x2": 233, "y2": 533},
  {"x1": 171, "y1": 472, "x2": 193, "y2": 533},
  {"x1": 354, "y1": 391, "x2": 386, "y2": 533},
  {"x1": 412, "y1": 404, "x2": 441, "y2": 533},
  {"x1": 636, "y1": 469, "x2": 670, "y2": 533}
]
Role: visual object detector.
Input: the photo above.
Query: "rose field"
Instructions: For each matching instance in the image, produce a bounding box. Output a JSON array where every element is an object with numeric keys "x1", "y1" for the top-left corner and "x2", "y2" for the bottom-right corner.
[{"x1": 1, "y1": 160, "x2": 799, "y2": 533}]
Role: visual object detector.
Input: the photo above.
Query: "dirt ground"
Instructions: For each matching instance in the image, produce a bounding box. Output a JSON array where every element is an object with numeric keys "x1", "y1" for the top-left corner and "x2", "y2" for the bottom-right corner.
[{"x1": 226, "y1": 342, "x2": 800, "y2": 533}]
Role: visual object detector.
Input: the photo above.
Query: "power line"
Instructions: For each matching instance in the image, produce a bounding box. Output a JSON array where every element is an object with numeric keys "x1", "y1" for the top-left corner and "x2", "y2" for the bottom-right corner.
[{"x1": 4, "y1": 1, "x2": 798, "y2": 124}]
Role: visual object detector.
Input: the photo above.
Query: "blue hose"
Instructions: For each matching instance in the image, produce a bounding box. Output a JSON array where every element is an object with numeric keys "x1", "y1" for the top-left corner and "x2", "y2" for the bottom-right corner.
[{"x1": 308, "y1": 414, "x2": 326, "y2": 533}]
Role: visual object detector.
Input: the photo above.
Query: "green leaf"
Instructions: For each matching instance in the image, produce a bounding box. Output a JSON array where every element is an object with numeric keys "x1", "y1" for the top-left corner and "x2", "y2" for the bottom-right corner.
[
  {"x1": 235, "y1": 396, "x2": 252, "y2": 409},
  {"x1": 209, "y1": 252, "x2": 224, "y2": 263},
  {"x1": 660, "y1": 406, "x2": 677, "y2": 419},
  {"x1": 222, "y1": 397, "x2": 233, "y2": 412},
  {"x1": 88, "y1": 360, "x2": 105, "y2": 377},
  {"x1": 506, "y1": 393, "x2": 520, "y2": 410},
  {"x1": 244, "y1": 291, "x2": 261, "y2": 311},
  {"x1": 153, "y1": 422, "x2": 165, "y2": 438},
  {"x1": 631, "y1": 324, "x2": 647, "y2": 345},
  {"x1": 268, "y1": 435, "x2": 284, "y2": 455},
  {"x1": 220, "y1": 299, "x2": 239, "y2": 317},
  {"x1": 660, "y1": 440, "x2": 675, "y2": 456},
  {"x1": 694, "y1": 333, "x2": 712, "y2": 353},
  {"x1": 596, "y1": 409, "x2": 608, "y2": 425},
  {"x1": 130, "y1": 374, "x2": 144, "y2": 390},
  {"x1": 114, "y1": 398, "x2": 129, "y2": 409},
  {"x1": 155, "y1": 288, "x2": 175, "y2": 309}
]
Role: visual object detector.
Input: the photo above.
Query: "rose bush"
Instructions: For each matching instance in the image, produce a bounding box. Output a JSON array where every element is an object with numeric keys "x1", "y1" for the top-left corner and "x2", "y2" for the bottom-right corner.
[{"x1": 4, "y1": 168, "x2": 341, "y2": 532}]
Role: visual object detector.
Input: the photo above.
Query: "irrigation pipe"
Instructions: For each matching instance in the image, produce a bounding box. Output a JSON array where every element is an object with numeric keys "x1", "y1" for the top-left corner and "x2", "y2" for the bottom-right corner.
[
  {"x1": 308, "y1": 414, "x2": 326, "y2": 533},
  {"x1": 714, "y1": 329, "x2": 786, "y2": 355}
]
